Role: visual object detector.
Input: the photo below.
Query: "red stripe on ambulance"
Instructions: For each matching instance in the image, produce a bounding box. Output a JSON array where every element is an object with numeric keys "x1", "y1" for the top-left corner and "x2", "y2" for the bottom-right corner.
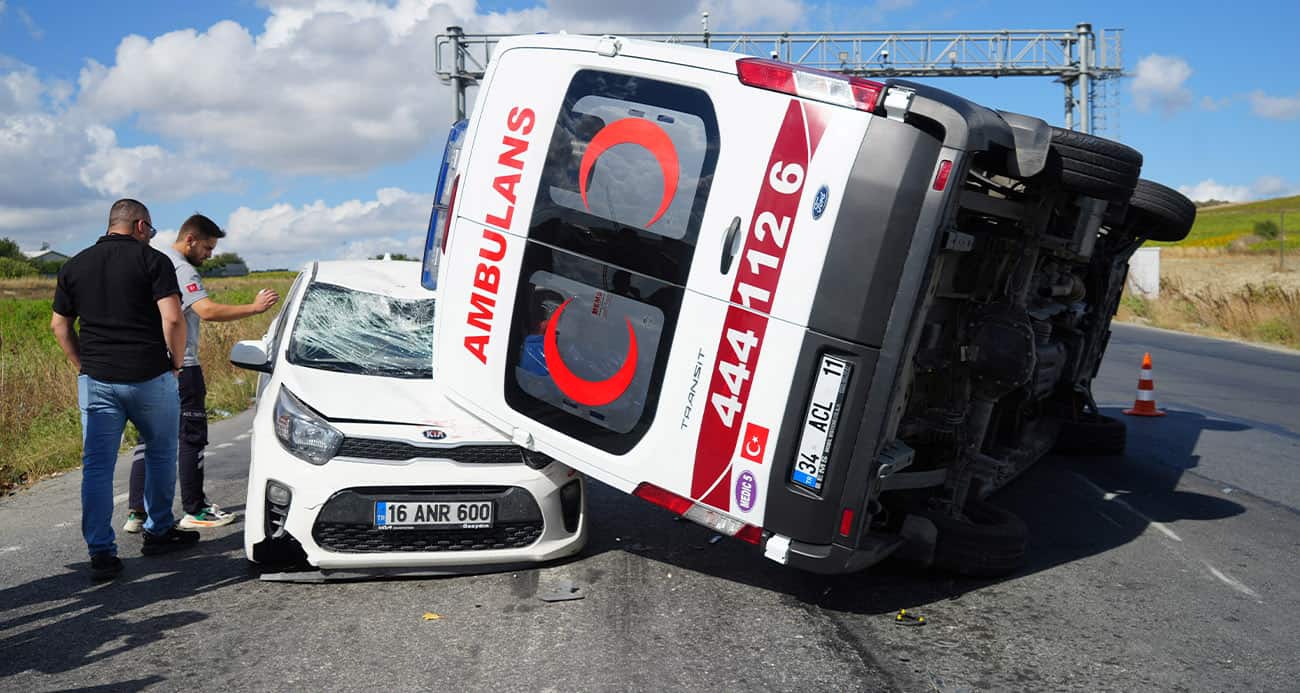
[{"x1": 691, "y1": 99, "x2": 821, "y2": 510}]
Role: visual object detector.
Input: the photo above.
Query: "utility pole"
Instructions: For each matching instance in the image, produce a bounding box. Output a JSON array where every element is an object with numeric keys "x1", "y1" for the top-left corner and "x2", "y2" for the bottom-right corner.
[{"x1": 1281, "y1": 211, "x2": 1287, "y2": 272}]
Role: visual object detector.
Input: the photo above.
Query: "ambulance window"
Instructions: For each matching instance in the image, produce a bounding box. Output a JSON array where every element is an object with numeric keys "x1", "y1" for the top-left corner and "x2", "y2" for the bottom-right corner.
[
  {"x1": 529, "y1": 70, "x2": 719, "y2": 286},
  {"x1": 505, "y1": 244, "x2": 681, "y2": 453}
]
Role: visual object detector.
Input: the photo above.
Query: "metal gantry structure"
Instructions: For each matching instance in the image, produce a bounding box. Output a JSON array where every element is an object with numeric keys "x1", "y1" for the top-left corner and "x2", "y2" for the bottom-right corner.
[{"x1": 436, "y1": 21, "x2": 1125, "y2": 136}]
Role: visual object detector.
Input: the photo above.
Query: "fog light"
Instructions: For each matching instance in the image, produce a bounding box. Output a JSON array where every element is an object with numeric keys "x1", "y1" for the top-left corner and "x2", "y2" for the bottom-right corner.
[{"x1": 266, "y1": 480, "x2": 292, "y2": 506}]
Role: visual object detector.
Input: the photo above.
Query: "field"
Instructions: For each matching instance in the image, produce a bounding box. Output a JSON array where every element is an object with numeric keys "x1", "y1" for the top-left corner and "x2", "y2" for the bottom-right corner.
[
  {"x1": 1116, "y1": 197, "x2": 1300, "y2": 350},
  {"x1": 0, "y1": 272, "x2": 296, "y2": 491}
]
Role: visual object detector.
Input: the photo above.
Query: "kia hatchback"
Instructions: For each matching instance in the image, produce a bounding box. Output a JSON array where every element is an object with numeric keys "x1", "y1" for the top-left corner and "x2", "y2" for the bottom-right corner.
[
  {"x1": 424, "y1": 35, "x2": 1194, "y2": 575},
  {"x1": 231, "y1": 260, "x2": 586, "y2": 574}
]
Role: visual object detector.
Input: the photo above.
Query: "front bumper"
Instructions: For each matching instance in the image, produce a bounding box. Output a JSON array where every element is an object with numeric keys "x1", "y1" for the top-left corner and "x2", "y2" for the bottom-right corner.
[{"x1": 245, "y1": 439, "x2": 587, "y2": 570}]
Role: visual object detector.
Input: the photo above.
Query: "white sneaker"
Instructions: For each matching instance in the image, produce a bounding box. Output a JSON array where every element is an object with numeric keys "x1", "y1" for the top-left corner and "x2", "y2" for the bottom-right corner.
[
  {"x1": 122, "y1": 511, "x2": 146, "y2": 534},
  {"x1": 178, "y1": 505, "x2": 237, "y2": 529}
]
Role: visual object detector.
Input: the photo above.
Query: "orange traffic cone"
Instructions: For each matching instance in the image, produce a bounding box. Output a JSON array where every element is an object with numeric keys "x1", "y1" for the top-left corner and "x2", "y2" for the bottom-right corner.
[{"x1": 1123, "y1": 352, "x2": 1166, "y2": 417}]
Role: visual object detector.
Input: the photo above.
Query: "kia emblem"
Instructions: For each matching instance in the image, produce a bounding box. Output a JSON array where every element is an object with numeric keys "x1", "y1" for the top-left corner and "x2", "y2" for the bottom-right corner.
[{"x1": 421, "y1": 429, "x2": 447, "y2": 440}]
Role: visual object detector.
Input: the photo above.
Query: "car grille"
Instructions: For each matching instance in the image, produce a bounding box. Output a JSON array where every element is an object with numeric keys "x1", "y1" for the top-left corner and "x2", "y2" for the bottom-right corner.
[
  {"x1": 313, "y1": 522, "x2": 544, "y2": 553},
  {"x1": 336, "y1": 439, "x2": 526, "y2": 463}
]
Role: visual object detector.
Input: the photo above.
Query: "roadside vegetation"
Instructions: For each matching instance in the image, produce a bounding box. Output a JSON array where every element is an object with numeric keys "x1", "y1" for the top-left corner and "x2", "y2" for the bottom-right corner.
[
  {"x1": 0, "y1": 272, "x2": 296, "y2": 492},
  {"x1": 1117, "y1": 194, "x2": 1300, "y2": 350}
]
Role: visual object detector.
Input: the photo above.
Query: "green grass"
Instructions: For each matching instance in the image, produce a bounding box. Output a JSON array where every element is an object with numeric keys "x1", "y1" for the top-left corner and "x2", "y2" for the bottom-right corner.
[
  {"x1": 0, "y1": 274, "x2": 296, "y2": 491},
  {"x1": 1152, "y1": 194, "x2": 1300, "y2": 248}
]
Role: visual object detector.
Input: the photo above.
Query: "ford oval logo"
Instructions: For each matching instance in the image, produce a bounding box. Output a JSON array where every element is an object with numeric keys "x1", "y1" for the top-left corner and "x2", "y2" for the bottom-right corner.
[
  {"x1": 421, "y1": 429, "x2": 447, "y2": 440},
  {"x1": 811, "y1": 185, "x2": 829, "y2": 220}
]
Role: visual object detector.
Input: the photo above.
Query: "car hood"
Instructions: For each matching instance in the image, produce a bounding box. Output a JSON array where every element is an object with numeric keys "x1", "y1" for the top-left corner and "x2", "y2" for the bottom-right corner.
[{"x1": 278, "y1": 364, "x2": 510, "y2": 445}]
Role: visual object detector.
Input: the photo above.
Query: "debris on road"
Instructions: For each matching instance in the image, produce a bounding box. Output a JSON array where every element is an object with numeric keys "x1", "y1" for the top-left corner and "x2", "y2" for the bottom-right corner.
[
  {"x1": 538, "y1": 579, "x2": 586, "y2": 603},
  {"x1": 708, "y1": 534, "x2": 722, "y2": 544},
  {"x1": 422, "y1": 612, "x2": 442, "y2": 621},
  {"x1": 894, "y1": 608, "x2": 926, "y2": 627}
]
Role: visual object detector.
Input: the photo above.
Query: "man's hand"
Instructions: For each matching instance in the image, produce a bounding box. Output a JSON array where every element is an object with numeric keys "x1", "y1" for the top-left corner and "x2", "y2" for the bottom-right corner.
[{"x1": 253, "y1": 288, "x2": 280, "y2": 314}]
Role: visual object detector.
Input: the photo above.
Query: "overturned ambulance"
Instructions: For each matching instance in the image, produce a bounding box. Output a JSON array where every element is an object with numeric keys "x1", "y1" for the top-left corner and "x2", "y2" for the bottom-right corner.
[{"x1": 422, "y1": 34, "x2": 1195, "y2": 576}]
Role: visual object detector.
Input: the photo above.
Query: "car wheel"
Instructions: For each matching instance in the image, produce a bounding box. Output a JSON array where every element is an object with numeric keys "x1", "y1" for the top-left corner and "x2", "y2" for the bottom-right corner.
[
  {"x1": 1126, "y1": 179, "x2": 1197, "y2": 242},
  {"x1": 1046, "y1": 127, "x2": 1143, "y2": 201},
  {"x1": 1054, "y1": 412, "x2": 1127, "y2": 456},
  {"x1": 924, "y1": 500, "x2": 1028, "y2": 577}
]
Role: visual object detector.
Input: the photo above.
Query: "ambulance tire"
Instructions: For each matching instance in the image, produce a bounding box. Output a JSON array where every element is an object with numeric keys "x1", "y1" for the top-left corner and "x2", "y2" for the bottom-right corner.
[
  {"x1": 1046, "y1": 127, "x2": 1143, "y2": 201},
  {"x1": 925, "y1": 500, "x2": 1028, "y2": 578},
  {"x1": 1054, "y1": 413, "x2": 1127, "y2": 456},
  {"x1": 1127, "y1": 179, "x2": 1197, "y2": 242}
]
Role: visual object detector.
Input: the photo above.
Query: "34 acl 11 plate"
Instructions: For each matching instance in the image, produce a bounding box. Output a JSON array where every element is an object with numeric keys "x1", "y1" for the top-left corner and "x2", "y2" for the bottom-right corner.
[{"x1": 791, "y1": 355, "x2": 852, "y2": 492}]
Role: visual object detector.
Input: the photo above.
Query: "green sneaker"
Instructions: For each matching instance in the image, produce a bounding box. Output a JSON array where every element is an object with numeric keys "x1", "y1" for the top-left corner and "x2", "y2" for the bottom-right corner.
[
  {"x1": 122, "y1": 510, "x2": 146, "y2": 534},
  {"x1": 178, "y1": 505, "x2": 236, "y2": 529}
]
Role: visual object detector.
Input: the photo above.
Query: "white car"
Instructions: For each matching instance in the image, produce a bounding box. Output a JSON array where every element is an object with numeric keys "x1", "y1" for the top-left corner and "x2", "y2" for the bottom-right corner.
[{"x1": 230, "y1": 259, "x2": 586, "y2": 574}]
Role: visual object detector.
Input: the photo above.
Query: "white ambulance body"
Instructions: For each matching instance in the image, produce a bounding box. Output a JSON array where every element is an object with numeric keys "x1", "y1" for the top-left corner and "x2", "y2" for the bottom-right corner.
[{"x1": 424, "y1": 34, "x2": 1194, "y2": 574}]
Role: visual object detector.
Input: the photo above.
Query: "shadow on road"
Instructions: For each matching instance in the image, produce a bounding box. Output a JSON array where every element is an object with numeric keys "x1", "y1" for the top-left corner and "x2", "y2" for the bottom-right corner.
[
  {"x1": 571, "y1": 405, "x2": 1250, "y2": 615},
  {"x1": 0, "y1": 533, "x2": 250, "y2": 683}
]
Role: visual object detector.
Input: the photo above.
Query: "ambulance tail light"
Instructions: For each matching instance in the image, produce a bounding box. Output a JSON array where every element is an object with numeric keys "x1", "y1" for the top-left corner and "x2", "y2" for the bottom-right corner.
[
  {"x1": 633, "y1": 483, "x2": 764, "y2": 545},
  {"x1": 737, "y1": 58, "x2": 885, "y2": 114},
  {"x1": 422, "y1": 119, "x2": 468, "y2": 290}
]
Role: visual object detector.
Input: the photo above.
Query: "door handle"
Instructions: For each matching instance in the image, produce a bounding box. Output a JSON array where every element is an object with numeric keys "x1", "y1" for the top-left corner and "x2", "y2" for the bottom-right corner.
[{"x1": 720, "y1": 216, "x2": 743, "y2": 274}]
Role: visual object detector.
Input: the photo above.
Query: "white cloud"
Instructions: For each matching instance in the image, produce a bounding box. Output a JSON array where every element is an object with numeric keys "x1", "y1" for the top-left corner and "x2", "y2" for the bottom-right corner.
[
  {"x1": 0, "y1": 62, "x2": 234, "y2": 249},
  {"x1": 15, "y1": 6, "x2": 41, "y2": 40},
  {"x1": 1178, "y1": 177, "x2": 1300, "y2": 203},
  {"x1": 224, "y1": 187, "x2": 431, "y2": 269},
  {"x1": 1248, "y1": 90, "x2": 1300, "y2": 121},
  {"x1": 1131, "y1": 54, "x2": 1193, "y2": 115},
  {"x1": 1199, "y1": 95, "x2": 1231, "y2": 112},
  {"x1": 74, "y1": 0, "x2": 809, "y2": 176}
]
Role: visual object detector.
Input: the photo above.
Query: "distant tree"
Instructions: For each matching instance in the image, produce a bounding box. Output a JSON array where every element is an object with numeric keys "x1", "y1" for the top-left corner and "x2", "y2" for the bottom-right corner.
[
  {"x1": 370, "y1": 253, "x2": 416, "y2": 261},
  {"x1": 1193, "y1": 199, "x2": 1231, "y2": 208},
  {"x1": 1253, "y1": 220, "x2": 1280, "y2": 240},
  {"x1": 0, "y1": 237, "x2": 23, "y2": 261},
  {"x1": 0, "y1": 257, "x2": 37, "y2": 278},
  {"x1": 31, "y1": 259, "x2": 66, "y2": 276},
  {"x1": 199, "y1": 252, "x2": 247, "y2": 276}
]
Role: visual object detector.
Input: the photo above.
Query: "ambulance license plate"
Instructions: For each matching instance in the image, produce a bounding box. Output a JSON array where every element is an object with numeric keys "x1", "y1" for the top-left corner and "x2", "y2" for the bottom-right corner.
[{"x1": 791, "y1": 355, "x2": 852, "y2": 492}]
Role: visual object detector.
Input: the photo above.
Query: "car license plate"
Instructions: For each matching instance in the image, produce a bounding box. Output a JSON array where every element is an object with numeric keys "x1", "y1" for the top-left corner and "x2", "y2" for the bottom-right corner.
[
  {"x1": 373, "y1": 501, "x2": 494, "y2": 529},
  {"x1": 791, "y1": 355, "x2": 852, "y2": 492}
]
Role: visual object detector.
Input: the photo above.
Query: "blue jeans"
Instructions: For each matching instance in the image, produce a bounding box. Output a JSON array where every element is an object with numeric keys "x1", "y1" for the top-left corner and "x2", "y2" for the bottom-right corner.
[{"x1": 78, "y1": 371, "x2": 180, "y2": 557}]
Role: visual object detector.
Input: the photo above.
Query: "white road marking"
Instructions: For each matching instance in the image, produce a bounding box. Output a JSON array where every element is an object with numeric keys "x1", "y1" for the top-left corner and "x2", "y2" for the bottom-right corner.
[
  {"x1": 214, "y1": 442, "x2": 234, "y2": 449},
  {"x1": 1073, "y1": 473, "x2": 1183, "y2": 542},
  {"x1": 234, "y1": 433, "x2": 250, "y2": 441},
  {"x1": 0, "y1": 546, "x2": 21, "y2": 554},
  {"x1": 1204, "y1": 562, "x2": 1261, "y2": 600}
]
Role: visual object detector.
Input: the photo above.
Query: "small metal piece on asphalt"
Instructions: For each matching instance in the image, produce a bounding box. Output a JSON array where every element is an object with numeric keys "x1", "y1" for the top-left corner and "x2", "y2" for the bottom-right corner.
[
  {"x1": 422, "y1": 612, "x2": 441, "y2": 621},
  {"x1": 894, "y1": 608, "x2": 926, "y2": 626},
  {"x1": 538, "y1": 579, "x2": 586, "y2": 603},
  {"x1": 709, "y1": 534, "x2": 722, "y2": 544}
]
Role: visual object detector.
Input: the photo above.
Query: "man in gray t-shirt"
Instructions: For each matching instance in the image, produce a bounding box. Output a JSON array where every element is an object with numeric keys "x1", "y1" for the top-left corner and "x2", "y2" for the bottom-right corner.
[{"x1": 125, "y1": 214, "x2": 279, "y2": 532}]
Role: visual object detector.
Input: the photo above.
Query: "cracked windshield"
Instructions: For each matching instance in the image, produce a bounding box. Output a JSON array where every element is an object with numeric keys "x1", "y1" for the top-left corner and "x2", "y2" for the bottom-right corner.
[{"x1": 288, "y1": 282, "x2": 435, "y2": 379}]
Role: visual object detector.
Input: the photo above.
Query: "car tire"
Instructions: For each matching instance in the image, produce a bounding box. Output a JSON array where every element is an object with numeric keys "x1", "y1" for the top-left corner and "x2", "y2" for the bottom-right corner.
[
  {"x1": 1126, "y1": 179, "x2": 1197, "y2": 242},
  {"x1": 1046, "y1": 127, "x2": 1143, "y2": 201},
  {"x1": 1054, "y1": 413, "x2": 1127, "y2": 456},
  {"x1": 924, "y1": 500, "x2": 1028, "y2": 577}
]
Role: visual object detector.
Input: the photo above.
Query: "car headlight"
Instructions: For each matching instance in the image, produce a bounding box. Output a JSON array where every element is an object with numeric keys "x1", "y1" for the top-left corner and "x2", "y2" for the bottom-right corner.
[{"x1": 273, "y1": 386, "x2": 342, "y2": 465}]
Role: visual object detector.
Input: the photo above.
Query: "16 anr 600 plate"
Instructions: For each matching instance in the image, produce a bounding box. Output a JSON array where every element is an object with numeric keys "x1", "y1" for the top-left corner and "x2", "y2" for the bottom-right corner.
[{"x1": 373, "y1": 501, "x2": 494, "y2": 529}]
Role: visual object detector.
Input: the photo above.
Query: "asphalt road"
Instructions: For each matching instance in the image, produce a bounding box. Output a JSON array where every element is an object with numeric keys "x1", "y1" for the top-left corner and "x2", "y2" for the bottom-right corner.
[{"x1": 2, "y1": 322, "x2": 1298, "y2": 691}]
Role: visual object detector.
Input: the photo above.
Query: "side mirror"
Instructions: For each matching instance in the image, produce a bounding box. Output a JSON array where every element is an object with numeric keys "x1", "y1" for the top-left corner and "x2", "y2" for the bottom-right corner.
[{"x1": 230, "y1": 340, "x2": 273, "y2": 373}]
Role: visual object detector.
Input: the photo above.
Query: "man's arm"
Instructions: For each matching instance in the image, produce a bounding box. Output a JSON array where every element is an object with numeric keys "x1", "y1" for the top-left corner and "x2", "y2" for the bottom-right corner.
[
  {"x1": 190, "y1": 289, "x2": 279, "y2": 322},
  {"x1": 50, "y1": 312, "x2": 81, "y2": 372},
  {"x1": 158, "y1": 295, "x2": 186, "y2": 371}
]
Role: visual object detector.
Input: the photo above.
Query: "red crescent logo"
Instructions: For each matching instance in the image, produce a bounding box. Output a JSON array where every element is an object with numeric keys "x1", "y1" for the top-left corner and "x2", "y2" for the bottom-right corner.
[
  {"x1": 543, "y1": 299, "x2": 639, "y2": 407},
  {"x1": 579, "y1": 118, "x2": 680, "y2": 228}
]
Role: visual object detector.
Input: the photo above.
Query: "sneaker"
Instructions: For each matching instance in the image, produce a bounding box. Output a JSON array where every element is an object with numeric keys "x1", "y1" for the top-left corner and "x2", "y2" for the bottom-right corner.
[
  {"x1": 141, "y1": 526, "x2": 200, "y2": 556},
  {"x1": 122, "y1": 510, "x2": 146, "y2": 534},
  {"x1": 90, "y1": 553, "x2": 124, "y2": 581},
  {"x1": 178, "y1": 505, "x2": 237, "y2": 529}
]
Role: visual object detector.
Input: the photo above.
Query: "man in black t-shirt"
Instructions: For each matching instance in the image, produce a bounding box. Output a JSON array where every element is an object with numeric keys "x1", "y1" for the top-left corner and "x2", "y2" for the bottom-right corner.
[{"x1": 51, "y1": 198, "x2": 201, "y2": 580}]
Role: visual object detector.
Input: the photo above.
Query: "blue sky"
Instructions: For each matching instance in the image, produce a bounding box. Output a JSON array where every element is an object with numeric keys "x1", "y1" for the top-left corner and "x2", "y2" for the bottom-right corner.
[{"x1": 1, "y1": 0, "x2": 1297, "y2": 269}]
